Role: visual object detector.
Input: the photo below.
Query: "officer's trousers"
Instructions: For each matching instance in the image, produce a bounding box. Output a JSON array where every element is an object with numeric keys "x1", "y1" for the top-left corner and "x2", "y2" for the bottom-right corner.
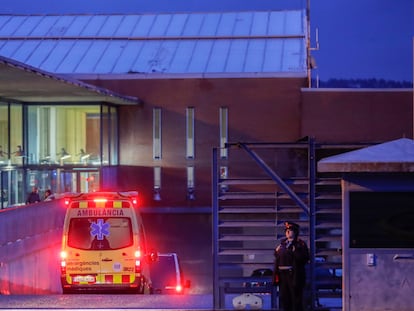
[{"x1": 278, "y1": 269, "x2": 304, "y2": 311}]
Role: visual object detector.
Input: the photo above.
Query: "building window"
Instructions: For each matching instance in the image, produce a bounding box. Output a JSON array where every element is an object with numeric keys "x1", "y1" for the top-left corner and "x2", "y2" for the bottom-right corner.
[
  {"x1": 153, "y1": 108, "x2": 162, "y2": 160},
  {"x1": 153, "y1": 166, "x2": 161, "y2": 201},
  {"x1": 187, "y1": 166, "x2": 195, "y2": 200},
  {"x1": 186, "y1": 107, "x2": 195, "y2": 159},
  {"x1": 219, "y1": 107, "x2": 228, "y2": 159},
  {"x1": 26, "y1": 105, "x2": 103, "y2": 166}
]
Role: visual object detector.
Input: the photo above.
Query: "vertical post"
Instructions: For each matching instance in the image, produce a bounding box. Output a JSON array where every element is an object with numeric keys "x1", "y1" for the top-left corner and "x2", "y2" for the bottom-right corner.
[
  {"x1": 212, "y1": 147, "x2": 220, "y2": 309},
  {"x1": 308, "y1": 137, "x2": 316, "y2": 310},
  {"x1": 306, "y1": 0, "x2": 311, "y2": 88}
]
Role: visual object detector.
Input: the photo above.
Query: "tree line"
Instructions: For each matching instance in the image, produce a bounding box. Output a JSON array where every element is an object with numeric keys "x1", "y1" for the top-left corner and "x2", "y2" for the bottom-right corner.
[{"x1": 313, "y1": 78, "x2": 413, "y2": 88}]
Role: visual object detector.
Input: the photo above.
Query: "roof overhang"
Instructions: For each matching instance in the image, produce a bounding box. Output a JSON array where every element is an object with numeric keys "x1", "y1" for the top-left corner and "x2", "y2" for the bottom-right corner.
[
  {"x1": 318, "y1": 138, "x2": 414, "y2": 173},
  {"x1": 0, "y1": 56, "x2": 140, "y2": 105}
]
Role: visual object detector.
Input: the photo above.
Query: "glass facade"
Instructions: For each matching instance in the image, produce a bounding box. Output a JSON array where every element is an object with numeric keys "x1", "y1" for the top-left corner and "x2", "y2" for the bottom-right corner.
[{"x1": 0, "y1": 101, "x2": 118, "y2": 209}]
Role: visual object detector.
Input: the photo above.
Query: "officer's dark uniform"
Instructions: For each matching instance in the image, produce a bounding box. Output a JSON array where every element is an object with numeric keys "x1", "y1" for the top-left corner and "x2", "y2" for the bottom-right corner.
[{"x1": 274, "y1": 222, "x2": 309, "y2": 311}]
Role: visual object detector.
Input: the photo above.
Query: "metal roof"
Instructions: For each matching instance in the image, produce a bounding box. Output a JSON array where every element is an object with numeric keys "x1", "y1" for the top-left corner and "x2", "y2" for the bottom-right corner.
[
  {"x1": 0, "y1": 11, "x2": 307, "y2": 77},
  {"x1": 0, "y1": 55, "x2": 139, "y2": 104},
  {"x1": 318, "y1": 138, "x2": 414, "y2": 173}
]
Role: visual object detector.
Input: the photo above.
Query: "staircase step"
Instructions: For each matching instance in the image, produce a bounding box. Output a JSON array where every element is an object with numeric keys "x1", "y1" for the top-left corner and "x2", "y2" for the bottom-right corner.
[
  {"x1": 316, "y1": 208, "x2": 342, "y2": 214},
  {"x1": 316, "y1": 222, "x2": 341, "y2": 229},
  {"x1": 316, "y1": 249, "x2": 342, "y2": 256},
  {"x1": 316, "y1": 236, "x2": 342, "y2": 242},
  {"x1": 316, "y1": 194, "x2": 341, "y2": 200},
  {"x1": 219, "y1": 192, "x2": 277, "y2": 200},
  {"x1": 219, "y1": 249, "x2": 273, "y2": 256},
  {"x1": 220, "y1": 235, "x2": 276, "y2": 241},
  {"x1": 219, "y1": 221, "x2": 276, "y2": 228},
  {"x1": 220, "y1": 207, "x2": 277, "y2": 213}
]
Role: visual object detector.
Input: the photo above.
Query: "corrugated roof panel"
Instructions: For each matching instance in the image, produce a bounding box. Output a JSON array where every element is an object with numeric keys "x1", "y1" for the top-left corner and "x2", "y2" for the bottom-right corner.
[
  {"x1": 233, "y1": 12, "x2": 253, "y2": 36},
  {"x1": 0, "y1": 16, "x2": 12, "y2": 33},
  {"x1": 26, "y1": 40, "x2": 57, "y2": 68},
  {"x1": 251, "y1": 12, "x2": 269, "y2": 36},
  {"x1": 132, "y1": 40, "x2": 163, "y2": 73},
  {"x1": 165, "y1": 13, "x2": 188, "y2": 36},
  {"x1": 205, "y1": 40, "x2": 231, "y2": 73},
  {"x1": 216, "y1": 12, "x2": 237, "y2": 36},
  {"x1": 268, "y1": 11, "x2": 287, "y2": 35},
  {"x1": 0, "y1": 15, "x2": 26, "y2": 36},
  {"x1": 154, "y1": 40, "x2": 179, "y2": 72},
  {"x1": 97, "y1": 15, "x2": 124, "y2": 36},
  {"x1": 48, "y1": 15, "x2": 76, "y2": 36},
  {"x1": 149, "y1": 14, "x2": 172, "y2": 36},
  {"x1": 111, "y1": 40, "x2": 144, "y2": 73},
  {"x1": 73, "y1": 40, "x2": 109, "y2": 73},
  {"x1": 225, "y1": 39, "x2": 248, "y2": 72},
  {"x1": 31, "y1": 16, "x2": 60, "y2": 36},
  {"x1": 199, "y1": 13, "x2": 221, "y2": 36},
  {"x1": 285, "y1": 10, "x2": 304, "y2": 35},
  {"x1": 282, "y1": 39, "x2": 305, "y2": 71},
  {"x1": 14, "y1": 15, "x2": 42, "y2": 36},
  {"x1": 262, "y1": 39, "x2": 283, "y2": 72},
  {"x1": 113, "y1": 15, "x2": 139, "y2": 36},
  {"x1": 56, "y1": 40, "x2": 92, "y2": 72},
  {"x1": 0, "y1": 40, "x2": 22, "y2": 59},
  {"x1": 244, "y1": 39, "x2": 267, "y2": 72},
  {"x1": 40, "y1": 40, "x2": 75, "y2": 72},
  {"x1": 11, "y1": 40, "x2": 39, "y2": 63},
  {"x1": 187, "y1": 40, "x2": 213, "y2": 73},
  {"x1": 182, "y1": 14, "x2": 205, "y2": 36},
  {"x1": 169, "y1": 40, "x2": 196, "y2": 73},
  {"x1": 94, "y1": 40, "x2": 126, "y2": 74},
  {"x1": 131, "y1": 15, "x2": 155, "y2": 37},
  {"x1": 65, "y1": 16, "x2": 93, "y2": 36},
  {"x1": 81, "y1": 15, "x2": 108, "y2": 36}
]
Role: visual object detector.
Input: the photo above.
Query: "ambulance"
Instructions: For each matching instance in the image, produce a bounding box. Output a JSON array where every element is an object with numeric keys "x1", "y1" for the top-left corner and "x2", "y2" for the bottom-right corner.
[{"x1": 60, "y1": 192, "x2": 156, "y2": 294}]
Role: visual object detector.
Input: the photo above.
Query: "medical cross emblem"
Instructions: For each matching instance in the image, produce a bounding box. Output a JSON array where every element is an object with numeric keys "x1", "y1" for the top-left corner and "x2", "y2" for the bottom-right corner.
[{"x1": 90, "y1": 219, "x2": 110, "y2": 240}]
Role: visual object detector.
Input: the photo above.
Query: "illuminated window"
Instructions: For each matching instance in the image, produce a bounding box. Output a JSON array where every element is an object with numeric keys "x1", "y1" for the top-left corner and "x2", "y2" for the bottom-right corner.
[
  {"x1": 153, "y1": 108, "x2": 162, "y2": 160},
  {"x1": 186, "y1": 107, "x2": 195, "y2": 159},
  {"x1": 219, "y1": 107, "x2": 228, "y2": 159}
]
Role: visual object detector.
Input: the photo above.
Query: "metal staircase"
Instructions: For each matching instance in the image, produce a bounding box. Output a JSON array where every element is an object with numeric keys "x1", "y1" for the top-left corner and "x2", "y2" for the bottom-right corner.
[{"x1": 212, "y1": 140, "x2": 361, "y2": 310}]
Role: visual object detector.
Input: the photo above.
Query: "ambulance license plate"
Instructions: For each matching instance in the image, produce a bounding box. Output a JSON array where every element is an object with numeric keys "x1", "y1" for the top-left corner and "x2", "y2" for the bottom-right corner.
[{"x1": 73, "y1": 275, "x2": 95, "y2": 283}]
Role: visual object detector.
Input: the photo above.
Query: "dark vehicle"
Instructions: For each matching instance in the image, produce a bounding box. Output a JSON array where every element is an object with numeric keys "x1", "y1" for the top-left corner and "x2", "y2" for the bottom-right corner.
[
  {"x1": 244, "y1": 268, "x2": 273, "y2": 290},
  {"x1": 150, "y1": 253, "x2": 190, "y2": 294}
]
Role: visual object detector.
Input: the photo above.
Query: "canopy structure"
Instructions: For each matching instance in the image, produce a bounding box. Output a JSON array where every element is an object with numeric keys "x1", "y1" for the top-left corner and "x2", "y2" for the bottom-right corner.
[
  {"x1": 0, "y1": 55, "x2": 140, "y2": 105},
  {"x1": 318, "y1": 138, "x2": 414, "y2": 173}
]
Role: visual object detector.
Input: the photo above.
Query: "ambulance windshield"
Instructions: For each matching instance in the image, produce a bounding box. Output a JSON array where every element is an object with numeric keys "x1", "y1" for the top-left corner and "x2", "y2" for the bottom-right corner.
[{"x1": 68, "y1": 217, "x2": 133, "y2": 250}]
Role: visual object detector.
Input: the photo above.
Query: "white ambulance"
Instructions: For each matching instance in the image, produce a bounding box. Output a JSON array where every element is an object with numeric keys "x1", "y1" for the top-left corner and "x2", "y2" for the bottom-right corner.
[{"x1": 60, "y1": 192, "x2": 156, "y2": 294}]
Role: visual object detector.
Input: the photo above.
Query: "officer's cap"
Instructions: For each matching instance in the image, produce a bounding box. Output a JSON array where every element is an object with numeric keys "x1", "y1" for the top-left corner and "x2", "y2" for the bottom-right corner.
[{"x1": 284, "y1": 221, "x2": 300, "y2": 234}]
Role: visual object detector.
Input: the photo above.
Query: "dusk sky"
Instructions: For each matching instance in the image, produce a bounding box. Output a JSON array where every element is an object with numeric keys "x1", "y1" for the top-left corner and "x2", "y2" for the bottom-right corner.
[{"x1": 1, "y1": 0, "x2": 413, "y2": 82}]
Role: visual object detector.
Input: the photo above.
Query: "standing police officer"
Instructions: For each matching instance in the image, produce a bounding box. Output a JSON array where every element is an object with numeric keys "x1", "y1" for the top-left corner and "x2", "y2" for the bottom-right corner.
[{"x1": 274, "y1": 222, "x2": 309, "y2": 311}]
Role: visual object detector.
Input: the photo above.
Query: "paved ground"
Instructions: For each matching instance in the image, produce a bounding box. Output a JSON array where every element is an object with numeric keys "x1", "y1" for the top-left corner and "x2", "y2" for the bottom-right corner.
[{"x1": 0, "y1": 294, "x2": 214, "y2": 310}]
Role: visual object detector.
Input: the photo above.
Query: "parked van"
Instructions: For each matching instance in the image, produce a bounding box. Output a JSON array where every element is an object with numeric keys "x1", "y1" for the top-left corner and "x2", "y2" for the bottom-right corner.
[{"x1": 60, "y1": 192, "x2": 156, "y2": 294}]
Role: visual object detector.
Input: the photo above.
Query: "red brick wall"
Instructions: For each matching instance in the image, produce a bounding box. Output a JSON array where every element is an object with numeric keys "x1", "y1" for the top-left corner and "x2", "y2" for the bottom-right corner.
[{"x1": 301, "y1": 89, "x2": 413, "y2": 143}]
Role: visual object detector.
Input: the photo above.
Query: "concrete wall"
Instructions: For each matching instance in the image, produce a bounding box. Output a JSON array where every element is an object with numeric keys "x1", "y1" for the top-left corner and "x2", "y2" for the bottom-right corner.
[{"x1": 0, "y1": 200, "x2": 66, "y2": 294}]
